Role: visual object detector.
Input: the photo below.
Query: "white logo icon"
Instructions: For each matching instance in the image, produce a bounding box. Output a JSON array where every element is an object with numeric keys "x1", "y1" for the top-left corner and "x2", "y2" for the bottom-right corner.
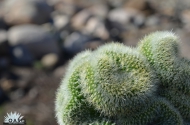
[{"x1": 4, "y1": 112, "x2": 26, "y2": 124}]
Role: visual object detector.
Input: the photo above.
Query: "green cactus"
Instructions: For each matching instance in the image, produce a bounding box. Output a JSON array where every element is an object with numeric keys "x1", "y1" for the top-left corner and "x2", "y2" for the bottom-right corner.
[
  {"x1": 137, "y1": 31, "x2": 190, "y2": 121},
  {"x1": 88, "y1": 119, "x2": 116, "y2": 125},
  {"x1": 55, "y1": 42, "x2": 185, "y2": 125},
  {"x1": 117, "y1": 98, "x2": 183, "y2": 125},
  {"x1": 80, "y1": 43, "x2": 158, "y2": 116},
  {"x1": 55, "y1": 51, "x2": 103, "y2": 125},
  {"x1": 159, "y1": 89, "x2": 190, "y2": 120},
  {"x1": 137, "y1": 31, "x2": 190, "y2": 93}
]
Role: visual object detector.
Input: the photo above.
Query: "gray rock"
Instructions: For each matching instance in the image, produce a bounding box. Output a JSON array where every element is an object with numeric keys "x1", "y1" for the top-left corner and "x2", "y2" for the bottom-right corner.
[
  {"x1": 178, "y1": 30, "x2": 190, "y2": 59},
  {"x1": 10, "y1": 89, "x2": 25, "y2": 101},
  {"x1": 0, "y1": 30, "x2": 8, "y2": 55},
  {"x1": 107, "y1": 0, "x2": 126, "y2": 8},
  {"x1": 10, "y1": 45, "x2": 34, "y2": 66},
  {"x1": 63, "y1": 32, "x2": 103, "y2": 56},
  {"x1": 145, "y1": 15, "x2": 160, "y2": 27},
  {"x1": 0, "y1": 30, "x2": 7, "y2": 43},
  {"x1": 0, "y1": 17, "x2": 7, "y2": 29},
  {"x1": 53, "y1": 15, "x2": 69, "y2": 30},
  {"x1": 131, "y1": 12, "x2": 145, "y2": 27},
  {"x1": 108, "y1": 8, "x2": 145, "y2": 28},
  {"x1": 108, "y1": 8, "x2": 131, "y2": 26},
  {"x1": 53, "y1": 1, "x2": 77, "y2": 16},
  {"x1": 0, "y1": 87, "x2": 7, "y2": 104},
  {"x1": 53, "y1": 64, "x2": 68, "y2": 78},
  {"x1": 2, "y1": 0, "x2": 52, "y2": 25},
  {"x1": 84, "y1": 17, "x2": 109, "y2": 40},
  {"x1": 71, "y1": 10, "x2": 92, "y2": 30},
  {"x1": 87, "y1": 4, "x2": 108, "y2": 19},
  {"x1": 0, "y1": 57, "x2": 9, "y2": 70},
  {"x1": 147, "y1": 0, "x2": 190, "y2": 16},
  {"x1": 181, "y1": 9, "x2": 190, "y2": 30},
  {"x1": 8, "y1": 25, "x2": 60, "y2": 58}
]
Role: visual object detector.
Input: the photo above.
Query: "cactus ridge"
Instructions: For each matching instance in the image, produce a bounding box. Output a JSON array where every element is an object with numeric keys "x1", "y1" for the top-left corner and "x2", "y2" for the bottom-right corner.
[
  {"x1": 80, "y1": 43, "x2": 158, "y2": 116},
  {"x1": 138, "y1": 31, "x2": 190, "y2": 123},
  {"x1": 159, "y1": 89, "x2": 190, "y2": 121},
  {"x1": 55, "y1": 31, "x2": 190, "y2": 125},
  {"x1": 118, "y1": 98, "x2": 183, "y2": 125},
  {"x1": 138, "y1": 31, "x2": 179, "y2": 84},
  {"x1": 55, "y1": 51, "x2": 102, "y2": 125}
]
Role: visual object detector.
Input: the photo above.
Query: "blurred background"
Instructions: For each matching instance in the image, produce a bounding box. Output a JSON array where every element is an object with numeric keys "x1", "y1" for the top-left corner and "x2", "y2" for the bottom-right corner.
[{"x1": 0, "y1": 0, "x2": 190, "y2": 124}]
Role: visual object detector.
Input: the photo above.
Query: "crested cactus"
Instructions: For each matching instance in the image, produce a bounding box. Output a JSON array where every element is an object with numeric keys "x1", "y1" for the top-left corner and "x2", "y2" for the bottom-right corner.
[
  {"x1": 137, "y1": 31, "x2": 190, "y2": 93},
  {"x1": 80, "y1": 43, "x2": 158, "y2": 116},
  {"x1": 117, "y1": 98, "x2": 183, "y2": 125},
  {"x1": 159, "y1": 89, "x2": 190, "y2": 120},
  {"x1": 138, "y1": 31, "x2": 190, "y2": 122},
  {"x1": 55, "y1": 51, "x2": 102, "y2": 125},
  {"x1": 55, "y1": 41, "x2": 185, "y2": 125}
]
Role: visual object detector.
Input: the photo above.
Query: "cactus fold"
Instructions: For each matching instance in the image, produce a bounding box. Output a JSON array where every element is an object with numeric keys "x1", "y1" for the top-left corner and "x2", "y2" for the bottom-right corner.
[
  {"x1": 55, "y1": 51, "x2": 103, "y2": 125},
  {"x1": 55, "y1": 40, "x2": 187, "y2": 125},
  {"x1": 80, "y1": 43, "x2": 157, "y2": 116},
  {"x1": 138, "y1": 31, "x2": 190, "y2": 122}
]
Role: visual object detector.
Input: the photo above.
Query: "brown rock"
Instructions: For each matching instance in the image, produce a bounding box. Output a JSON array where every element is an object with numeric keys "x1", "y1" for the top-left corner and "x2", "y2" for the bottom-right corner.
[
  {"x1": 71, "y1": 10, "x2": 92, "y2": 30},
  {"x1": 84, "y1": 17, "x2": 109, "y2": 40},
  {"x1": 2, "y1": 0, "x2": 52, "y2": 25}
]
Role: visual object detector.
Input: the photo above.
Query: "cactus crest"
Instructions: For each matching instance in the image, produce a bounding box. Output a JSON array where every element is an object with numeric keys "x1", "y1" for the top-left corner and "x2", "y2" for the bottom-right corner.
[
  {"x1": 55, "y1": 31, "x2": 190, "y2": 125},
  {"x1": 80, "y1": 43, "x2": 158, "y2": 116},
  {"x1": 138, "y1": 31, "x2": 190, "y2": 122}
]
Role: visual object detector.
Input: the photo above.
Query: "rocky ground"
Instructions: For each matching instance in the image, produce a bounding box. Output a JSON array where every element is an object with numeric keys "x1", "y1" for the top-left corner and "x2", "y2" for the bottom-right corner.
[{"x1": 0, "y1": 0, "x2": 190, "y2": 125}]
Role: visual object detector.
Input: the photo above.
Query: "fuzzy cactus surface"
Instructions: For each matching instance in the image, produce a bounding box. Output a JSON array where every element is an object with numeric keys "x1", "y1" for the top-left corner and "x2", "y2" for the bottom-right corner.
[
  {"x1": 55, "y1": 31, "x2": 190, "y2": 125},
  {"x1": 80, "y1": 43, "x2": 157, "y2": 116},
  {"x1": 138, "y1": 31, "x2": 190, "y2": 122},
  {"x1": 55, "y1": 51, "x2": 102, "y2": 125}
]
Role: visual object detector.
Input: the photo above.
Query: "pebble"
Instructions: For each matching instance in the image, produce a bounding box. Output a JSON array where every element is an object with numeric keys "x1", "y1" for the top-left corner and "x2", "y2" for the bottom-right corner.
[
  {"x1": 108, "y1": 8, "x2": 131, "y2": 26},
  {"x1": 84, "y1": 17, "x2": 109, "y2": 40},
  {"x1": 0, "y1": 57, "x2": 9, "y2": 70},
  {"x1": 0, "y1": 30, "x2": 8, "y2": 56},
  {"x1": 2, "y1": 0, "x2": 52, "y2": 25},
  {"x1": 41, "y1": 53, "x2": 58, "y2": 68},
  {"x1": 63, "y1": 32, "x2": 102, "y2": 56},
  {"x1": 145, "y1": 15, "x2": 160, "y2": 27},
  {"x1": 87, "y1": 4, "x2": 108, "y2": 19},
  {"x1": 71, "y1": 10, "x2": 92, "y2": 30},
  {"x1": 8, "y1": 24, "x2": 60, "y2": 58},
  {"x1": 10, "y1": 45, "x2": 34, "y2": 66},
  {"x1": 53, "y1": 15, "x2": 69, "y2": 30}
]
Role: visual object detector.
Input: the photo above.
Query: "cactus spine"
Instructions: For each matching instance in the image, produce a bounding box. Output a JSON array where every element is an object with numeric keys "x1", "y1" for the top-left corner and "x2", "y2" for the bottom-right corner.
[
  {"x1": 81, "y1": 43, "x2": 157, "y2": 116},
  {"x1": 55, "y1": 51, "x2": 103, "y2": 125},
  {"x1": 55, "y1": 41, "x2": 185, "y2": 125},
  {"x1": 138, "y1": 31, "x2": 190, "y2": 122}
]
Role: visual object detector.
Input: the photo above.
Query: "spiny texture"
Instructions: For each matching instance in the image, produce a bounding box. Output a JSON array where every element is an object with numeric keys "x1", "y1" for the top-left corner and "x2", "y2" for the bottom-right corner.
[
  {"x1": 159, "y1": 89, "x2": 190, "y2": 120},
  {"x1": 55, "y1": 51, "x2": 103, "y2": 125},
  {"x1": 137, "y1": 31, "x2": 190, "y2": 91},
  {"x1": 138, "y1": 31, "x2": 190, "y2": 122},
  {"x1": 81, "y1": 43, "x2": 157, "y2": 116},
  {"x1": 88, "y1": 119, "x2": 115, "y2": 125},
  {"x1": 117, "y1": 98, "x2": 182, "y2": 125},
  {"x1": 55, "y1": 42, "x2": 184, "y2": 125}
]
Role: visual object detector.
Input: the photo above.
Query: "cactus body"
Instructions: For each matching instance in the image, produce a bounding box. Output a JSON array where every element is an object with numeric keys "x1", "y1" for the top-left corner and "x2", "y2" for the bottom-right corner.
[
  {"x1": 55, "y1": 51, "x2": 102, "y2": 125},
  {"x1": 117, "y1": 98, "x2": 183, "y2": 125},
  {"x1": 55, "y1": 41, "x2": 185, "y2": 125},
  {"x1": 138, "y1": 31, "x2": 190, "y2": 121},
  {"x1": 138, "y1": 31, "x2": 190, "y2": 92},
  {"x1": 80, "y1": 43, "x2": 158, "y2": 116},
  {"x1": 159, "y1": 89, "x2": 190, "y2": 121}
]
